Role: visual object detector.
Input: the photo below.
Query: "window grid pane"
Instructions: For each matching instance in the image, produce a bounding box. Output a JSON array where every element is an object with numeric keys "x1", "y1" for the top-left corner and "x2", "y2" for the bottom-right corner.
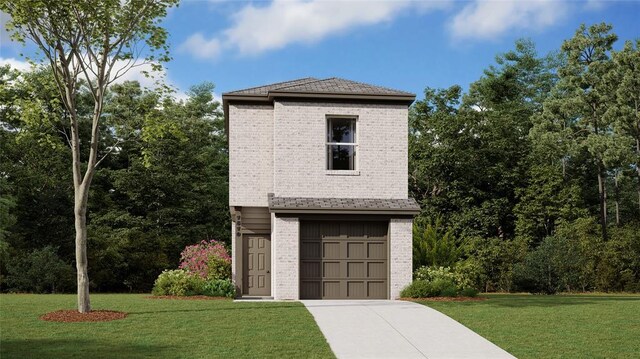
[{"x1": 326, "y1": 118, "x2": 356, "y2": 170}]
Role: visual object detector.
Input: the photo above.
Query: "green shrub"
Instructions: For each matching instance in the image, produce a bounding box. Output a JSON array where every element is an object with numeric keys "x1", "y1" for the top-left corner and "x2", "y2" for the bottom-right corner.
[
  {"x1": 152, "y1": 270, "x2": 236, "y2": 297},
  {"x1": 152, "y1": 269, "x2": 203, "y2": 296},
  {"x1": 5, "y1": 246, "x2": 74, "y2": 293},
  {"x1": 206, "y1": 257, "x2": 231, "y2": 280},
  {"x1": 401, "y1": 280, "x2": 433, "y2": 298},
  {"x1": 400, "y1": 278, "x2": 459, "y2": 298},
  {"x1": 413, "y1": 217, "x2": 461, "y2": 269},
  {"x1": 439, "y1": 284, "x2": 460, "y2": 297},
  {"x1": 513, "y1": 218, "x2": 600, "y2": 294},
  {"x1": 201, "y1": 279, "x2": 236, "y2": 298},
  {"x1": 414, "y1": 265, "x2": 480, "y2": 291},
  {"x1": 460, "y1": 287, "x2": 479, "y2": 297}
]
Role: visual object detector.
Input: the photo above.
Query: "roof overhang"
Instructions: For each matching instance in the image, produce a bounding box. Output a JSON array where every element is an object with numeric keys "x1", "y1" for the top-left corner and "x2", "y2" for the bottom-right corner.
[{"x1": 267, "y1": 195, "x2": 421, "y2": 216}]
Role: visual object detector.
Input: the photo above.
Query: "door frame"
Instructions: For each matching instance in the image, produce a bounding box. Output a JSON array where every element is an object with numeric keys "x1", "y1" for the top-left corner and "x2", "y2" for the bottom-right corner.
[{"x1": 241, "y1": 233, "x2": 272, "y2": 296}]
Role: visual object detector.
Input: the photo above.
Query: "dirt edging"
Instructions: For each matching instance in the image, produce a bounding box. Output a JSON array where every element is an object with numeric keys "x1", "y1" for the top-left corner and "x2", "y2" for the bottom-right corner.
[{"x1": 40, "y1": 310, "x2": 128, "y2": 322}]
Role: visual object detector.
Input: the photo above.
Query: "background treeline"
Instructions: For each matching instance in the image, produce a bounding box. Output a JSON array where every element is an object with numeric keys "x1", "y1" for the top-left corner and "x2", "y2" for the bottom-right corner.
[
  {"x1": 410, "y1": 24, "x2": 640, "y2": 294},
  {"x1": 1, "y1": 23, "x2": 638, "y2": 294},
  {"x1": 0, "y1": 68, "x2": 229, "y2": 293}
]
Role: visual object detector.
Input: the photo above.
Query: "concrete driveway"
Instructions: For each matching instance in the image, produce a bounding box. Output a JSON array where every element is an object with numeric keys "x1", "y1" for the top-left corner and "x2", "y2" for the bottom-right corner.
[{"x1": 302, "y1": 300, "x2": 515, "y2": 359}]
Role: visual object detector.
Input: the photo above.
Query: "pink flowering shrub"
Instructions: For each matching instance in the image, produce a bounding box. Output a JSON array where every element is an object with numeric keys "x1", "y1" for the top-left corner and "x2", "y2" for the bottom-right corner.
[{"x1": 179, "y1": 240, "x2": 231, "y2": 279}]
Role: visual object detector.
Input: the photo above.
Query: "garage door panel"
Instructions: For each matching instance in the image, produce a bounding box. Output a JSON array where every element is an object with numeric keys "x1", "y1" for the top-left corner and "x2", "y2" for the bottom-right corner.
[
  {"x1": 323, "y1": 281, "x2": 341, "y2": 298},
  {"x1": 300, "y1": 221, "x2": 388, "y2": 299},
  {"x1": 367, "y1": 242, "x2": 386, "y2": 259},
  {"x1": 301, "y1": 281, "x2": 321, "y2": 299},
  {"x1": 323, "y1": 262, "x2": 341, "y2": 277},
  {"x1": 300, "y1": 222, "x2": 321, "y2": 239},
  {"x1": 347, "y1": 281, "x2": 365, "y2": 297},
  {"x1": 323, "y1": 242, "x2": 341, "y2": 258},
  {"x1": 341, "y1": 222, "x2": 364, "y2": 237},
  {"x1": 301, "y1": 261, "x2": 321, "y2": 278},
  {"x1": 367, "y1": 262, "x2": 386, "y2": 278},
  {"x1": 301, "y1": 241, "x2": 321, "y2": 259},
  {"x1": 347, "y1": 242, "x2": 365, "y2": 258},
  {"x1": 347, "y1": 262, "x2": 365, "y2": 278},
  {"x1": 321, "y1": 223, "x2": 341, "y2": 237},
  {"x1": 368, "y1": 281, "x2": 386, "y2": 298}
]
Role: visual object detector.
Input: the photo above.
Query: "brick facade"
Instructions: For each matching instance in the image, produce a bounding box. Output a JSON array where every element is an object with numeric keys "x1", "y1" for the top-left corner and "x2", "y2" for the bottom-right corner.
[
  {"x1": 389, "y1": 218, "x2": 413, "y2": 299},
  {"x1": 272, "y1": 216, "x2": 300, "y2": 300},
  {"x1": 273, "y1": 101, "x2": 408, "y2": 200},
  {"x1": 228, "y1": 95, "x2": 414, "y2": 300},
  {"x1": 229, "y1": 104, "x2": 274, "y2": 207}
]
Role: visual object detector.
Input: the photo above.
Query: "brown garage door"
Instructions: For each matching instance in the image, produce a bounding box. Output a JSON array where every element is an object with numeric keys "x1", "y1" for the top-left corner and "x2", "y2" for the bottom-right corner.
[{"x1": 300, "y1": 221, "x2": 388, "y2": 299}]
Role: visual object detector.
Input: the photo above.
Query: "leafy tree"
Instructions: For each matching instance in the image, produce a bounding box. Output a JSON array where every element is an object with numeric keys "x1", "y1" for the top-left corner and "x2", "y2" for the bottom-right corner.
[
  {"x1": 1, "y1": 0, "x2": 178, "y2": 312},
  {"x1": 411, "y1": 39, "x2": 553, "y2": 240},
  {"x1": 606, "y1": 40, "x2": 640, "y2": 218},
  {"x1": 554, "y1": 23, "x2": 619, "y2": 240}
]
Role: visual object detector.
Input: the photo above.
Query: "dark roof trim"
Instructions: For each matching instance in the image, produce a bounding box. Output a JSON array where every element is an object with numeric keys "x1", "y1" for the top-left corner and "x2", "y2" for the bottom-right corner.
[
  {"x1": 270, "y1": 208, "x2": 420, "y2": 215},
  {"x1": 267, "y1": 91, "x2": 415, "y2": 103},
  {"x1": 268, "y1": 195, "x2": 421, "y2": 216}
]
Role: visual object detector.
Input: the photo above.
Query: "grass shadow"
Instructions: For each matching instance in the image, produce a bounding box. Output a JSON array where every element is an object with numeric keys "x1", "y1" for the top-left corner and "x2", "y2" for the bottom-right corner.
[
  {"x1": 437, "y1": 294, "x2": 640, "y2": 308},
  {"x1": 129, "y1": 303, "x2": 303, "y2": 315},
  {"x1": 0, "y1": 339, "x2": 171, "y2": 359}
]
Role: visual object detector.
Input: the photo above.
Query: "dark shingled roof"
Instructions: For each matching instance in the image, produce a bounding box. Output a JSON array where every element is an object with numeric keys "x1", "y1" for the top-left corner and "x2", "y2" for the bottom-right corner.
[
  {"x1": 223, "y1": 77, "x2": 414, "y2": 98},
  {"x1": 224, "y1": 77, "x2": 319, "y2": 96},
  {"x1": 268, "y1": 195, "x2": 420, "y2": 214}
]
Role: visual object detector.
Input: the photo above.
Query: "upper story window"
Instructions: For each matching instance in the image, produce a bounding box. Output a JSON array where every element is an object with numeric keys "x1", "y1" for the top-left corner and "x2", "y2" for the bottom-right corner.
[{"x1": 326, "y1": 117, "x2": 357, "y2": 170}]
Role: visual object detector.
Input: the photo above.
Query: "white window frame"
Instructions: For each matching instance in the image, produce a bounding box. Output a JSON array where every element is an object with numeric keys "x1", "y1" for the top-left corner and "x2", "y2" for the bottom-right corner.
[{"x1": 326, "y1": 115, "x2": 358, "y2": 173}]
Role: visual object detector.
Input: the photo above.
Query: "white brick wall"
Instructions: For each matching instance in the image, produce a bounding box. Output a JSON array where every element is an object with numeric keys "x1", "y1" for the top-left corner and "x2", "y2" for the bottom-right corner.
[
  {"x1": 272, "y1": 216, "x2": 299, "y2": 300},
  {"x1": 389, "y1": 218, "x2": 413, "y2": 299},
  {"x1": 229, "y1": 104, "x2": 274, "y2": 206},
  {"x1": 228, "y1": 99, "x2": 413, "y2": 299},
  {"x1": 273, "y1": 101, "x2": 408, "y2": 199}
]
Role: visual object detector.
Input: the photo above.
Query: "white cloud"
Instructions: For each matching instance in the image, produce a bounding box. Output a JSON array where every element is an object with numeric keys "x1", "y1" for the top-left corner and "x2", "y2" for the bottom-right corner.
[
  {"x1": 584, "y1": 0, "x2": 606, "y2": 11},
  {"x1": 0, "y1": 57, "x2": 32, "y2": 71},
  {"x1": 449, "y1": 0, "x2": 569, "y2": 40},
  {"x1": 180, "y1": 0, "x2": 449, "y2": 59},
  {"x1": 179, "y1": 33, "x2": 222, "y2": 60}
]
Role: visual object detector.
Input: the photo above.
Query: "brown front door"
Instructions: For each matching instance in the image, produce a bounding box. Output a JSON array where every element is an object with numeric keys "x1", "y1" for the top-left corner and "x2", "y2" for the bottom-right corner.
[
  {"x1": 300, "y1": 221, "x2": 388, "y2": 299},
  {"x1": 243, "y1": 235, "x2": 271, "y2": 296}
]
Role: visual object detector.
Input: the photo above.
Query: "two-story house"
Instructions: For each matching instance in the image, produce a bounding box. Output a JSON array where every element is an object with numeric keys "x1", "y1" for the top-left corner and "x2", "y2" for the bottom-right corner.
[{"x1": 223, "y1": 77, "x2": 420, "y2": 300}]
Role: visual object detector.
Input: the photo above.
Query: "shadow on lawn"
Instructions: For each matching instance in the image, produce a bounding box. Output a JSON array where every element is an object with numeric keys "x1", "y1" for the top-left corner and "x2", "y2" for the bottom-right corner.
[
  {"x1": 453, "y1": 295, "x2": 640, "y2": 308},
  {"x1": 0, "y1": 339, "x2": 170, "y2": 359},
  {"x1": 129, "y1": 303, "x2": 302, "y2": 315}
]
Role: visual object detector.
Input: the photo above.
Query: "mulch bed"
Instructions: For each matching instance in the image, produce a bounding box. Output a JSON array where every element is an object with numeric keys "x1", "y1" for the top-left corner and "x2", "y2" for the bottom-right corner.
[
  {"x1": 401, "y1": 296, "x2": 487, "y2": 302},
  {"x1": 145, "y1": 295, "x2": 230, "y2": 300},
  {"x1": 40, "y1": 310, "x2": 128, "y2": 323}
]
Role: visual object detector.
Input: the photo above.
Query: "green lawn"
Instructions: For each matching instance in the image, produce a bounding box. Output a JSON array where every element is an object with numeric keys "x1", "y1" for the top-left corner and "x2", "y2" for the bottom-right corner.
[
  {"x1": 417, "y1": 293, "x2": 640, "y2": 359},
  {"x1": 0, "y1": 294, "x2": 334, "y2": 359}
]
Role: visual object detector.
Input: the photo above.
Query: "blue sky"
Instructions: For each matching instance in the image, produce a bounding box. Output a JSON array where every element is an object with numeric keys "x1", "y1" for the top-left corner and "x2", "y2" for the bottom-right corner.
[{"x1": 1, "y1": 0, "x2": 639, "y2": 100}]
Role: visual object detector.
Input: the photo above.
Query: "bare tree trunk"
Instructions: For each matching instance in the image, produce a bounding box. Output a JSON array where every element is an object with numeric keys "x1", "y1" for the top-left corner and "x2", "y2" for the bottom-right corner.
[
  {"x1": 74, "y1": 184, "x2": 91, "y2": 313},
  {"x1": 597, "y1": 163, "x2": 608, "y2": 241}
]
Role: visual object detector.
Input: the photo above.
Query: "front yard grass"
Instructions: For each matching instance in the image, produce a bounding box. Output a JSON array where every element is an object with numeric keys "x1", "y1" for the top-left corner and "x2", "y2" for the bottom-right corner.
[
  {"x1": 416, "y1": 293, "x2": 640, "y2": 359},
  {"x1": 0, "y1": 294, "x2": 334, "y2": 359}
]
